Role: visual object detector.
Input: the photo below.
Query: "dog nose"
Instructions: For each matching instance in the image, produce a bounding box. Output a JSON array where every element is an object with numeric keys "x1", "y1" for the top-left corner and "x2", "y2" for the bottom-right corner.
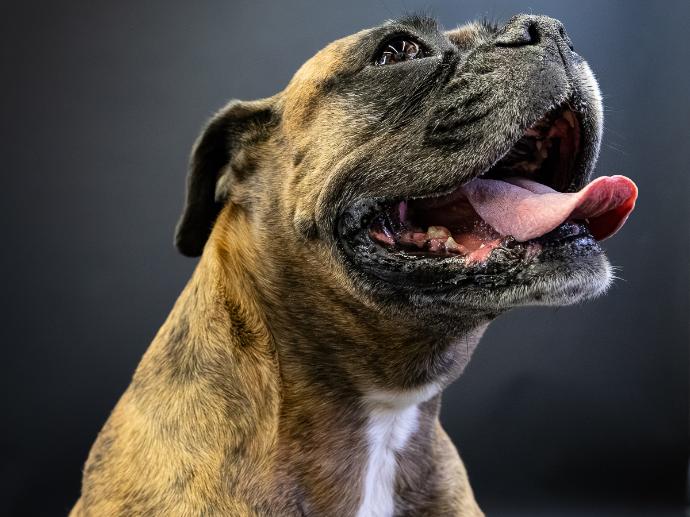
[{"x1": 495, "y1": 15, "x2": 574, "y2": 51}]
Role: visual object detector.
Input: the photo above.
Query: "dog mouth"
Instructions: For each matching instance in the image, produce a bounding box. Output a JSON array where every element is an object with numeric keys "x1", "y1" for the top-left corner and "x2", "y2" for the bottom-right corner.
[{"x1": 351, "y1": 104, "x2": 637, "y2": 266}]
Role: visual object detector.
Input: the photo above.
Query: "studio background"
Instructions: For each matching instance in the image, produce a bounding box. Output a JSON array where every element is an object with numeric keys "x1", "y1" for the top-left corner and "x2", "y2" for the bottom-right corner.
[{"x1": 2, "y1": 1, "x2": 688, "y2": 515}]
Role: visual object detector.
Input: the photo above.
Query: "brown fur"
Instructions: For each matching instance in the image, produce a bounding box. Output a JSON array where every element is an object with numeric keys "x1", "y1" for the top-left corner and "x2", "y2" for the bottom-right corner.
[
  {"x1": 73, "y1": 13, "x2": 602, "y2": 516},
  {"x1": 72, "y1": 200, "x2": 482, "y2": 515}
]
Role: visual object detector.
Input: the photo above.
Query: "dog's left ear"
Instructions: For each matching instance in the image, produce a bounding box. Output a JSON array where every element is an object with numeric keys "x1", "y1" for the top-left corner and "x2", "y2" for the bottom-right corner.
[{"x1": 175, "y1": 98, "x2": 276, "y2": 257}]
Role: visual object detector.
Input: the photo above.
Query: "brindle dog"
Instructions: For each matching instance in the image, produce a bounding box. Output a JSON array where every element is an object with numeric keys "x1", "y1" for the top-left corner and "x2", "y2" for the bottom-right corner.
[{"x1": 71, "y1": 14, "x2": 636, "y2": 516}]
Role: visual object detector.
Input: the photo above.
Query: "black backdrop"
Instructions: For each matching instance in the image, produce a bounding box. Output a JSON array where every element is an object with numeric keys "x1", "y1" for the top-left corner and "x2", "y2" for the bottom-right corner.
[{"x1": 2, "y1": 1, "x2": 688, "y2": 515}]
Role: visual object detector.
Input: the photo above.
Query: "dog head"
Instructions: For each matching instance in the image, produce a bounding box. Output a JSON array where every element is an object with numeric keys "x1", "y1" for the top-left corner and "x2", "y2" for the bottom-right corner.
[{"x1": 173, "y1": 15, "x2": 636, "y2": 389}]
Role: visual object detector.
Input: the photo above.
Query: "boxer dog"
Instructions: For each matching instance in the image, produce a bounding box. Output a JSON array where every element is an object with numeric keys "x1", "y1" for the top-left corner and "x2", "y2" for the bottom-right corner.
[{"x1": 71, "y1": 14, "x2": 637, "y2": 516}]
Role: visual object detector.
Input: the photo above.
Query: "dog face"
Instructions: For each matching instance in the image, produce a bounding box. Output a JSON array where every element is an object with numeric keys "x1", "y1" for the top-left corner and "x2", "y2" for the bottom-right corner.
[{"x1": 176, "y1": 15, "x2": 630, "y2": 342}]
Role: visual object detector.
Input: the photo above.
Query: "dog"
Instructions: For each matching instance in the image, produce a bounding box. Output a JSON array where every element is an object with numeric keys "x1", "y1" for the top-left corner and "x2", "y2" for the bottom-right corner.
[{"x1": 71, "y1": 14, "x2": 637, "y2": 516}]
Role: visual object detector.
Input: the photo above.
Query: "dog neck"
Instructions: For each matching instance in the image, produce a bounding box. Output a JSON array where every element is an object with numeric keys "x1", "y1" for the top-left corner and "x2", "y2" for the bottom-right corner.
[{"x1": 145, "y1": 205, "x2": 486, "y2": 515}]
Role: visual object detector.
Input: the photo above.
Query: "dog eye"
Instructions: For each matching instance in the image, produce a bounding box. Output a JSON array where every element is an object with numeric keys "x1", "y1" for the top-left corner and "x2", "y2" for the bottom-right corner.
[{"x1": 375, "y1": 38, "x2": 424, "y2": 66}]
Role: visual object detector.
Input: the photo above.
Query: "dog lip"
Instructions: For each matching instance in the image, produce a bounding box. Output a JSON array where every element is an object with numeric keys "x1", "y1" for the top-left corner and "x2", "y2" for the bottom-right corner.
[
  {"x1": 361, "y1": 100, "x2": 586, "y2": 213},
  {"x1": 476, "y1": 102, "x2": 582, "y2": 190},
  {"x1": 333, "y1": 96, "x2": 605, "y2": 292},
  {"x1": 338, "y1": 101, "x2": 589, "y2": 259}
]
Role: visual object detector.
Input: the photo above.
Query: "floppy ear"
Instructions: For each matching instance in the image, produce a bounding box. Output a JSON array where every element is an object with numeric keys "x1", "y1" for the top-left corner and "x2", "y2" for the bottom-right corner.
[{"x1": 175, "y1": 99, "x2": 275, "y2": 257}]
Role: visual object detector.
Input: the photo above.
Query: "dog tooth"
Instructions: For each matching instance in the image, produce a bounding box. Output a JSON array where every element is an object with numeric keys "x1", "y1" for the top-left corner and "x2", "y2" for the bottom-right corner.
[
  {"x1": 412, "y1": 232, "x2": 427, "y2": 248},
  {"x1": 427, "y1": 226, "x2": 451, "y2": 239},
  {"x1": 514, "y1": 160, "x2": 539, "y2": 173},
  {"x1": 563, "y1": 111, "x2": 577, "y2": 128},
  {"x1": 536, "y1": 140, "x2": 543, "y2": 152},
  {"x1": 445, "y1": 236, "x2": 460, "y2": 252},
  {"x1": 399, "y1": 231, "x2": 426, "y2": 248}
]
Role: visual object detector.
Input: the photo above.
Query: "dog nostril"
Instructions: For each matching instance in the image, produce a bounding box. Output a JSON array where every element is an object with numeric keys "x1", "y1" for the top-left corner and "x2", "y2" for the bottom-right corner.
[
  {"x1": 496, "y1": 15, "x2": 574, "y2": 51},
  {"x1": 527, "y1": 22, "x2": 540, "y2": 45},
  {"x1": 495, "y1": 18, "x2": 541, "y2": 47},
  {"x1": 558, "y1": 25, "x2": 575, "y2": 51}
]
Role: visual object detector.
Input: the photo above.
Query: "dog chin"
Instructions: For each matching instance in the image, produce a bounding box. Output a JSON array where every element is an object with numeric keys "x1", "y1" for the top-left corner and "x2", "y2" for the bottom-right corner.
[
  {"x1": 444, "y1": 247, "x2": 611, "y2": 311},
  {"x1": 343, "y1": 237, "x2": 614, "y2": 328},
  {"x1": 479, "y1": 252, "x2": 613, "y2": 310}
]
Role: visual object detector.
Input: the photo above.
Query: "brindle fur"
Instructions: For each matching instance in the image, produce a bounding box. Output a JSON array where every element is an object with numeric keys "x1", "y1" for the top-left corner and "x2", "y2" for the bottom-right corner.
[{"x1": 72, "y1": 14, "x2": 609, "y2": 516}]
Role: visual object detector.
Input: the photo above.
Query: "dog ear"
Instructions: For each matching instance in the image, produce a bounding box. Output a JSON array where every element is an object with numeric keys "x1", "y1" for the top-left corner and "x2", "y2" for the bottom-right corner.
[{"x1": 174, "y1": 99, "x2": 275, "y2": 257}]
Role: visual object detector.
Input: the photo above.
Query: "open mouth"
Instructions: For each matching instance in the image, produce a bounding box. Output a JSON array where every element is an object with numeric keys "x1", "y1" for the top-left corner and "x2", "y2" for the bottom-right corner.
[{"x1": 364, "y1": 104, "x2": 637, "y2": 264}]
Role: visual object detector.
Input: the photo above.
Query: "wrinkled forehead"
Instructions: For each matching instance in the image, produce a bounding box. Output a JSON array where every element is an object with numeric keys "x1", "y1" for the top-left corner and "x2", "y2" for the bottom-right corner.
[{"x1": 281, "y1": 16, "x2": 498, "y2": 123}]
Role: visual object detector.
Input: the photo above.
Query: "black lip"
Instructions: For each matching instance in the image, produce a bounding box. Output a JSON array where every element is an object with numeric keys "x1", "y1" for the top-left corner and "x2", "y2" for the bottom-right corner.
[{"x1": 340, "y1": 219, "x2": 600, "y2": 291}]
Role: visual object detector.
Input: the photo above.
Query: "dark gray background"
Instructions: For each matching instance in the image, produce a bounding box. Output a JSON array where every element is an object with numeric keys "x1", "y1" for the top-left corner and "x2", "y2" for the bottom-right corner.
[{"x1": 2, "y1": 1, "x2": 688, "y2": 516}]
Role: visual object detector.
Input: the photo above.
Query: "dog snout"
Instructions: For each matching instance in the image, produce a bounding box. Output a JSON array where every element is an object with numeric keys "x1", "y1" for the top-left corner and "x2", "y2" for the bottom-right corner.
[{"x1": 495, "y1": 14, "x2": 574, "y2": 52}]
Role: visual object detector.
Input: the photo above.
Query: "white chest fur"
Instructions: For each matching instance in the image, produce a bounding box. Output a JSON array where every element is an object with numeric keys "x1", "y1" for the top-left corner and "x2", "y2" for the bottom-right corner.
[{"x1": 356, "y1": 384, "x2": 439, "y2": 517}]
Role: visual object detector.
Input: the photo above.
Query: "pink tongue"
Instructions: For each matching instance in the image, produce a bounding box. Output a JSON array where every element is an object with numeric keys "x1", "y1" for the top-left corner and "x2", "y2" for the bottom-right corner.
[{"x1": 461, "y1": 175, "x2": 638, "y2": 242}]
